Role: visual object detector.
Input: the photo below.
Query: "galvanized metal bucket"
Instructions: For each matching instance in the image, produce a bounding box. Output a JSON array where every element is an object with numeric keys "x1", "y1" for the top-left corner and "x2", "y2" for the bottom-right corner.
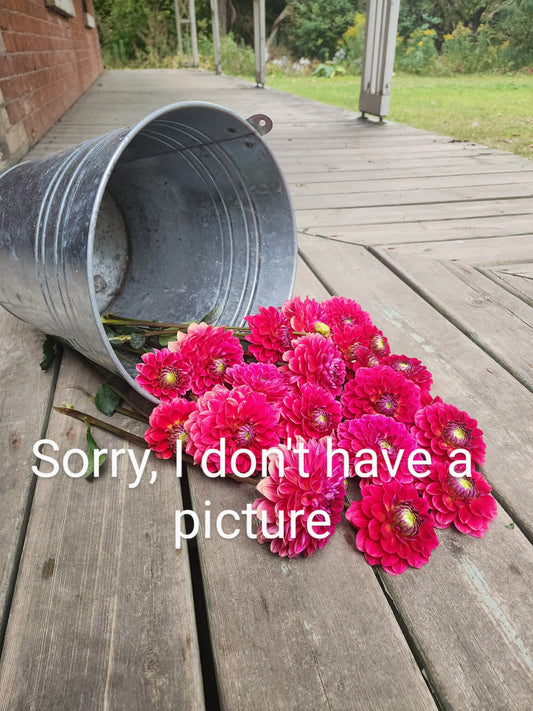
[{"x1": 0, "y1": 102, "x2": 297, "y2": 401}]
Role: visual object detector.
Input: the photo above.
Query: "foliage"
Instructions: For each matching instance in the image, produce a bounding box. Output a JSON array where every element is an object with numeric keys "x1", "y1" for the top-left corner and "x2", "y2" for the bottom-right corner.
[
  {"x1": 94, "y1": 0, "x2": 177, "y2": 67},
  {"x1": 94, "y1": 0, "x2": 533, "y2": 73},
  {"x1": 284, "y1": 0, "x2": 358, "y2": 61},
  {"x1": 438, "y1": 23, "x2": 510, "y2": 73},
  {"x1": 492, "y1": 0, "x2": 533, "y2": 67},
  {"x1": 340, "y1": 12, "x2": 366, "y2": 74},
  {"x1": 396, "y1": 27, "x2": 438, "y2": 74},
  {"x1": 198, "y1": 32, "x2": 256, "y2": 76},
  {"x1": 313, "y1": 62, "x2": 346, "y2": 78}
]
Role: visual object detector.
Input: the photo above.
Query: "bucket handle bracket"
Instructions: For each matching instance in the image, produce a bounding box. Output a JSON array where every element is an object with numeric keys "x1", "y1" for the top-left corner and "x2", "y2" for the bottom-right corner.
[{"x1": 246, "y1": 114, "x2": 273, "y2": 136}]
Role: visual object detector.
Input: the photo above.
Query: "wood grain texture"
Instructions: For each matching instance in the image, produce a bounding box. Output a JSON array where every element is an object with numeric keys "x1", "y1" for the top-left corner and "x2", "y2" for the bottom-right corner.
[
  {"x1": 0, "y1": 314, "x2": 58, "y2": 635},
  {"x1": 375, "y1": 236, "x2": 533, "y2": 389},
  {"x1": 0, "y1": 351, "x2": 204, "y2": 710},
  {"x1": 481, "y1": 262, "x2": 533, "y2": 306},
  {"x1": 302, "y1": 215, "x2": 533, "y2": 246},
  {"x1": 188, "y1": 474, "x2": 438, "y2": 711},
  {"x1": 299, "y1": 233, "x2": 533, "y2": 708}
]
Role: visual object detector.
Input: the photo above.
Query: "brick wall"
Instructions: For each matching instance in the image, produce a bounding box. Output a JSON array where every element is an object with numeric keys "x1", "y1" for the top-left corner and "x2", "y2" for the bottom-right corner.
[{"x1": 0, "y1": 0, "x2": 102, "y2": 168}]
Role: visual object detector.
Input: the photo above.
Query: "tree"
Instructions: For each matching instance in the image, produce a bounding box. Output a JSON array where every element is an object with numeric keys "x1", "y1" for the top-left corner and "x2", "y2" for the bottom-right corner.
[{"x1": 283, "y1": 0, "x2": 358, "y2": 61}]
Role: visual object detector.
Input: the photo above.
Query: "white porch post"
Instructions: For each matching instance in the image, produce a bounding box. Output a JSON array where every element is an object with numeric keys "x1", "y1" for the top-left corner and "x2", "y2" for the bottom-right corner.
[
  {"x1": 174, "y1": 0, "x2": 199, "y2": 67},
  {"x1": 359, "y1": 0, "x2": 400, "y2": 119}
]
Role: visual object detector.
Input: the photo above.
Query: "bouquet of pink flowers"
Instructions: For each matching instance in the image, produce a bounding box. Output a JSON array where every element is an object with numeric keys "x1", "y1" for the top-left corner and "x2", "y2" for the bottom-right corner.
[{"x1": 129, "y1": 294, "x2": 496, "y2": 575}]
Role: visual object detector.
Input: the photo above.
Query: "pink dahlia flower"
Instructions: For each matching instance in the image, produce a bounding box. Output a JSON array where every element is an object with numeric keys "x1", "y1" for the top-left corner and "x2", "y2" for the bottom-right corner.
[
  {"x1": 245, "y1": 306, "x2": 293, "y2": 363},
  {"x1": 383, "y1": 354, "x2": 433, "y2": 395},
  {"x1": 185, "y1": 384, "x2": 279, "y2": 475},
  {"x1": 337, "y1": 414, "x2": 418, "y2": 484},
  {"x1": 283, "y1": 333, "x2": 346, "y2": 395},
  {"x1": 320, "y1": 295, "x2": 372, "y2": 331},
  {"x1": 280, "y1": 383, "x2": 342, "y2": 440},
  {"x1": 341, "y1": 365, "x2": 421, "y2": 425},
  {"x1": 168, "y1": 322, "x2": 243, "y2": 396},
  {"x1": 254, "y1": 438, "x2": 346, "y2": 558},
  {"x1": 420, "y1": 460, "x2": 497, "y2": 537},
  {"x1": 331, "y1": 322, "x2": 389, "y2": 370},
  {"x1": 281, "y1": 296, "x2": 327, "y2": 334},
  {"x1": 135, "y1": 348, "x2": 191, "y2": 401},
  {"x1": 346, "y1": 480, "x2": 439, "y2": 574},
  {"x1": 144, "y1": 398, "x2": 197, "y2": 459},
  {"x1": 413, "y1": 401, "x2": 486, "y2": 466},
  {"x1": 225, "y1": 362, "x2": 290, "y2": 408}
]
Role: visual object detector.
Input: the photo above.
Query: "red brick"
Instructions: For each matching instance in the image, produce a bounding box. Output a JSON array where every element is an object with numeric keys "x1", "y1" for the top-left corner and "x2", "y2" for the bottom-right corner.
[{"x1": 1, "y1": 1, "x2": 101, "y2": 157}]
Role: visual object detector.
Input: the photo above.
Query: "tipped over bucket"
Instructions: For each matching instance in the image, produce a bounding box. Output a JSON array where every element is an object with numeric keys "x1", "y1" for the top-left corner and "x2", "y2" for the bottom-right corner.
[{"x1": 0, "y1": 102, "x2": 297, "y2": 401}]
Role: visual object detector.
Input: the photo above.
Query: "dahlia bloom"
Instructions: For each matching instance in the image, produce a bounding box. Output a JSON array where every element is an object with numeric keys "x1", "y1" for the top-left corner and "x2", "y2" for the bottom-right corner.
[
  {"x1": 331, "y1": 322, "x2": 389, "y2": 370},
  {"x1": 383, "y1": 354, "x2": 433, "y2": 395},
  {"x1": 341, "y1": 365, "x2": 421, "y2": 425},
  {"x1": 245, "y1": 306, "x2": 293, "y2": 363},
  {"x1": 225, "y1": 362, "x2": 290, "y2": 408},
  {"x1": 168, "y1": 322, "x2": 243, "y2": 396},
  {"x1": 254, "y1": 438, "x2": 346, "y2": 558},
  {"x1": 283, "y1": 333, "x2": 346, "y2": 395},
  {"x1": 421, "y1": 460, "x2": 497, "y2": 537},
  {"x1": 185, "y1": 384, "x2": 279, "y2": 475},
  {"x1": 320, "y1": 295, "x2": 372, "y2": 331},
  {"x1": 280, "y1": 383, "x2": 342, "y2": 440},
  {"x1": 144, "y1": 398, "x2": 197, "y2": 459},
  {"x1": 346, "y1": 480, "x2": 439, "y2": 574},
  {"x1": 337, "y1": 414, "x2": 418, "y2": 484},
  {"x1": 281, "y1": 296, "x2": 327, "y2": 334},
  {"x1": 413, "y1": 401, "x2": 486, "y2": 466},
  {"x1": 136, "y1": 348, "x2": 191, "y2": 401}
]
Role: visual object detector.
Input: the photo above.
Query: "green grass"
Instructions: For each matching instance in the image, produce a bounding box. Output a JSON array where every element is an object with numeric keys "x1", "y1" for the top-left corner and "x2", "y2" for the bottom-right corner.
[{"x1": 264, "y1": 72, "x2": 533, "y2": 159}]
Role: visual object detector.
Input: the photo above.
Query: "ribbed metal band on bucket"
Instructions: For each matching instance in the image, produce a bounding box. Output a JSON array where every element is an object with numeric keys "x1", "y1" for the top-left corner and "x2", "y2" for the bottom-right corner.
[{"x1": 0, "y1": 102, "x2": 297, "y2": 402}]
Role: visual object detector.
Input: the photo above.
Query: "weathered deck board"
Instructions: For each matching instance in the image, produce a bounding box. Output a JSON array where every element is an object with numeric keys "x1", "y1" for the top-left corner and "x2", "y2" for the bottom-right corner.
[
  {"x1": 0, "y1": 313, "x2": 58, "y2": 638},
  {"x1": 288, "y1": 171, "x2": 533, "y2": 195},
  {"x1": 292, "y1": 182, "x2": 533, "y2": 210},
  {"x1": 185, "y1": 259, "x2": 438, "y2": 711},
  {"x1": 302, "y1": 214, "x2": 533, "y2": 245},
  {"x1": 298, "y1": 233, "x2": 533, "y2": 709},
  {"x1": 480, "y1": 262, "x2": 533, "y2": 306},
  {"x1": 0, "y1": 351, "x2": 204, "y2": 710},
  {"x1": 375, "y1": 235, "x2": 533, "y2": 389},
  {"x1": 295, "y1": 198, "x2": 533, "y2": 230},
  {"x1": 188, "y1": 474, "x2": 439, "y2": 711}
]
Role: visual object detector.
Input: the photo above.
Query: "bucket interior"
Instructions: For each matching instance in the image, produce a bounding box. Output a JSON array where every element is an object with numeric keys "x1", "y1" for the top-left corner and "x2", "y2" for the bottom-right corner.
[{"x1": 90, "y1": 104, "x2": 295, "y2": 385}]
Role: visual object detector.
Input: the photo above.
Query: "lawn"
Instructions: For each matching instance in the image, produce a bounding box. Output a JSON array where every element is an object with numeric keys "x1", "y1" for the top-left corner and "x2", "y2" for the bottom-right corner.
[{"x1": 264, "y1": 72, "x2": 533, "y2": 159}]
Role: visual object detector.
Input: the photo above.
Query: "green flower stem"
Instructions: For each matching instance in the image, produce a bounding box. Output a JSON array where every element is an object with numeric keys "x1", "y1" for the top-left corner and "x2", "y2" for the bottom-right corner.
[
  {"x1": 53, "y1": 406, "x2": 147, "y2": 448},
  {"x1": 102, "y1": 314, "x2": 252, "y2": 334}
]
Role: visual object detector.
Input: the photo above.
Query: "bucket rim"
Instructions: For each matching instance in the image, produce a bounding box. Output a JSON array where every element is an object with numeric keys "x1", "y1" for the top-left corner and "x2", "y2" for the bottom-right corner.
[{"x1": 86, "y1": 101, "x2": 297, "y2": 403}]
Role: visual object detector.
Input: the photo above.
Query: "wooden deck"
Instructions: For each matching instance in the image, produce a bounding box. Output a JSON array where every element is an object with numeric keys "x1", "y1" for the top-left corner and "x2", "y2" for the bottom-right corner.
[{"x1": 1, "y1": 69, "x2": 532, "y2": 710}]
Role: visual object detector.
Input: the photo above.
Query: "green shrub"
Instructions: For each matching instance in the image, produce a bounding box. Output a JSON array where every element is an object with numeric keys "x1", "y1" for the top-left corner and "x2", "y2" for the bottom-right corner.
[
  {"x1": 340, "y1": 12, "x2": 366, "y2": 74},
  {"x1": 220, "y1": 33, "x2": 255, "y2": 76},
  {"x1": 396, "y1": 27, "x2": 438, "y2": 74},
  {"x1": 438, "y1": 23, "x2": 515, "y2": 74},
  {"x1": 285, "y1": 0, "x2": 358, "y2": 61}
]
